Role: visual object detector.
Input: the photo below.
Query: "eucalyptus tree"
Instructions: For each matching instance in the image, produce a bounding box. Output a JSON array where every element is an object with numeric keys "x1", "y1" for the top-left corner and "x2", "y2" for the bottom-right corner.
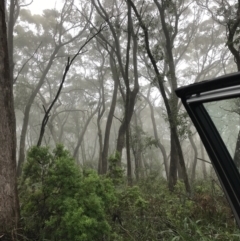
[
  {"x1": 15, "y1": 0, "x2": 94, "y2": 176},
  {"x1": 140, "y1": 88, "x2": 169, "y2": 180},
  {"x1": 180, "y1": 17, "x2": 230, "y2": 85},
  {"x1": 73, "y1": 100, "x2": 100, "y2": 160},
  {"x1": 79, "y1": 6, "x2": 121, "y2": 173},
  {"x1": 127, "y1": 0, "x2": 233, "y2": 190},
  {"x1": 197, "y1": 0, "x2": 240, "y2": 170},
  {"x1": 128, "y1": 0, "x2": 191, "y2": 192},
  {"x1": 79, "y1": 39, "x2": 110, "y2": 172},
  {"x1": 180, "y1": 17, "x2": 230, "y2": 181},
  {"x1": 91, "y1": 0, "x2": 141, "y2": 184},
  {"x1": 8, "y1": 0, "x2": 19, "y2": 85},
  {"x1": 88, "y1": 34, "x2": 122, "y2": 174},
  {"x1": 198, "y1": 0, "x2": 240, "y2": 71},
  {"x1": 86, "y1": 39, "x2": 125, "y2": 174},
  {"x1": 101, "y1": 48, "x2": 120, "y2": 174},
  {"x1": 130, "y1": 90, "x2": 167, "y2": 180},
  {"x1": 0, "y1": 0, "x2": 19, "y2": 235},
  {"x1": 95, "y1": 44, "x2": 107, "y2": 174}
]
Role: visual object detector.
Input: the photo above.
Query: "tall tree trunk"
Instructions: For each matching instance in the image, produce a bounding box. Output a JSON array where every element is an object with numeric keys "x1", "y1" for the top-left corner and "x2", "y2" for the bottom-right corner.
[
  {"x1": 123, "y1": 2, "x2": 132, "y2": 185},
  {"x1": 156, "y1": 0, "x2": 189, "y2": 191},
  {"x1": 73, "y1": 106, "x2": 99, "y2": 159},
  {"x1": 7, "y1": 0, "x2": 15, "y2": 85},
  {"x1": 115, "y1": 91, "x2": 138, "y2": 172},
  {"x1": 141, "y1": 92, "x2": 169, "y2": 180},
  {"x1": 97, "y1": 54, "x2": 106, "y2": 174},
  {"x1": 0, "y1": 1, "x2": 20, "y2": 234},
  {"x1": 101, "y1": 52, "x2": 119, "y2": 174},
  {"x1": 129, "y1": 0, "x2": 191, "y2": 193},
  {"x1": 169, "y1": 133, "x2": 178, "y2": 189},
  {"x1": 97, "y1": 113, "x2": 103, "y2": 173},
  {"x1": 116, "y1": 13, "x2": 139, "y2": 169},
  {"x1": 132, "y1": 112, "x2": 145, "y2": 181},
  {"x1": 92, "y1": 0, "x2": 139, "y2": 174},
  {"x1": 81, "y1": 138, "x2": 86, "y2": 165},
  {"x1": 177, "y1": 157, "x2": 183, "y2": 179}
]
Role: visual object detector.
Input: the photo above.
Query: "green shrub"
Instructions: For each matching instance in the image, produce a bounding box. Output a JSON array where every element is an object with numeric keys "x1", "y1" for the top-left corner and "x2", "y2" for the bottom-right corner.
[
  {"x1": 19, "y1": 145, "x2": 116, "y2": 241},
  {"x1": 18, "y1": 146, "x2": 240, "y2": 240}
]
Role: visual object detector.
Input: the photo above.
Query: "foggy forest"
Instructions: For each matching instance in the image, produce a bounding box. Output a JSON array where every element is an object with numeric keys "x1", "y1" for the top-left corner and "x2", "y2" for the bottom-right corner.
[{"x1": 1, "y1": 0, "x2": 240, "y2": 240}]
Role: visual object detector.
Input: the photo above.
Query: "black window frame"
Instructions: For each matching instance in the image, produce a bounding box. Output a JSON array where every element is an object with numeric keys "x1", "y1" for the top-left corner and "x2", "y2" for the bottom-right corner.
[{"x1": 176, "y1": 72, "x2": 240, "y2": 227}]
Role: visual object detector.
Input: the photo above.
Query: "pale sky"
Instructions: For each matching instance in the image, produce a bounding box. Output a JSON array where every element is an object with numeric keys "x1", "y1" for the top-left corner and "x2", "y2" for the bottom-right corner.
[{"x1": 25, "y1": 0, "x2": 60, "y2": 14}]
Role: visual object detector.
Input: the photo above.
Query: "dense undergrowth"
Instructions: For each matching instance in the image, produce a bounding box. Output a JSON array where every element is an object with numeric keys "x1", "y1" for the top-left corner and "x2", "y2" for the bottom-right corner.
[{"x1": 17, "y1": 145, "x2": 240, "y2": 240}]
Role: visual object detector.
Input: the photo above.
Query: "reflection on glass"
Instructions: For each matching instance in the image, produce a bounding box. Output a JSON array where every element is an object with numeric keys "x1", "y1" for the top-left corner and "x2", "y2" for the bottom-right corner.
[{"x1": 203, "y1": 98, "x2": 240, "y2": 172}]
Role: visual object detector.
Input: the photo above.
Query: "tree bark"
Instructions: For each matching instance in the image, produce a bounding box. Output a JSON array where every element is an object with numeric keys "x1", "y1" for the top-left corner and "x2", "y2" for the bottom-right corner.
[
  {"x1": 0, "y1": 1, "x2": 20, "y2": 234},
  {"x1": 132, "y1": 112, "x2": 145, "y2": 181},
  {"x1": 97, "y1": 52, "x2": 106, "y2": 174},
  {"x1": 116, "y1": 10, "x2": 139, "y2": 172},
  {"x1": 169, "y1": 134, "x2": 178, "y2": 189},
  {"x1": 101, "y1": 51, "x2": 119, "y2": 174},
  {"x1": 7, "y1": 0, "x2": 15, "y2": 85}
]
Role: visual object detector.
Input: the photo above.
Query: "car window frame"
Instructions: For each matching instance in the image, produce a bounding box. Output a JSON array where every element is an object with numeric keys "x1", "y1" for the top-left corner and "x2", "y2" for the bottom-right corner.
[{"x1": 176, "y1": 72, "x2": 240, "y2": 227}]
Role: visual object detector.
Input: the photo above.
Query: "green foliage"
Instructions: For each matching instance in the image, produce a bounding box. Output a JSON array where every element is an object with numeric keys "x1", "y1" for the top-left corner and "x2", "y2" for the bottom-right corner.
[
  {"x1": 19, "y1": 145, "x2": 240, "y2": 241},
  {"x1": 107, "y1": 151, "x2": 124, "y2": 185},
  {"x1": 131, "y1": 125, "x2": 158, "y2": 152},
  {"x1": 176, "y1": 111, "x2": 192, "y2": 140},
  {"x1": 110, "y1": 176, "x2": 240, "y2": 241},
  {"x1": 19, "y1": 145, "x2": 116, "y2": 241}
]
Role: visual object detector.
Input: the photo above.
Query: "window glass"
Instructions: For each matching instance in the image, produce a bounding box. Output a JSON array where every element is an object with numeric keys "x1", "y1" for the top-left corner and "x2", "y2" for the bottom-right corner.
[{"x1": 203, "y1": 98, "x2": 240, "y2": 171}]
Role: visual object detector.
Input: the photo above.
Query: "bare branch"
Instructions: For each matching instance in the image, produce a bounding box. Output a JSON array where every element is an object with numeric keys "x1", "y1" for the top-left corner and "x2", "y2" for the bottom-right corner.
[
  {"x1": 19, "y1": 0, "x2": 33, "y2": 7},
  {"x1": 36, "y1": 25, "x2": 105, "y2": 147},
  {"x1": 197, "y1": 157, "x2": 212, "y2": 165},
  {"x1": 13, "y1": 42, "x2": 42, "y2": 84}
]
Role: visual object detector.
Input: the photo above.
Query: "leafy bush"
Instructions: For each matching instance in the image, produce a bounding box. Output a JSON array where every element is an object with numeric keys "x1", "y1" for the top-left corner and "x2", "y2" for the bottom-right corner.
[
  {"x1": 19, "y1": 145, "x2": 116, "y2": 241},
  {"x1": 18, "y1": 145, "x2": 240, "y2": 240}
]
